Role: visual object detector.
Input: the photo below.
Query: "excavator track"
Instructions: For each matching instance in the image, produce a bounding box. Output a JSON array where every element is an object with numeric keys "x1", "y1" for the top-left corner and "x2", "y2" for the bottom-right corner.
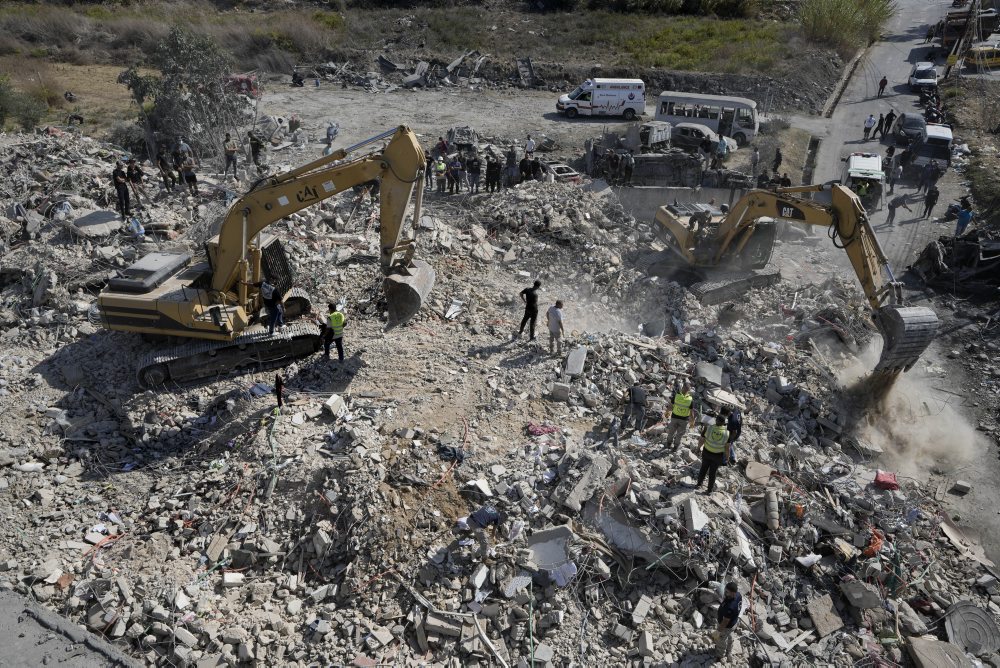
[
  {"x1": 136, "y1": 320, "x2": 322, "y2": 388},
  {"x1": 874, "y1": 306, "x2": 939, "y2": 374},
  {"x1": 689, "y1": 265, "x2": 782, "y2": 306}
]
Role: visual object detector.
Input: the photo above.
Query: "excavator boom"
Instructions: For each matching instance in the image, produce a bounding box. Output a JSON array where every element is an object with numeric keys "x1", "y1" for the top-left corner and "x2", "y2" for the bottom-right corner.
[
  {"x1": 96, "y1": 126, "x2": 435, "y2": 386},
  {"x1": 654, "y1": 184, "x2": 938, "y2": 375}
]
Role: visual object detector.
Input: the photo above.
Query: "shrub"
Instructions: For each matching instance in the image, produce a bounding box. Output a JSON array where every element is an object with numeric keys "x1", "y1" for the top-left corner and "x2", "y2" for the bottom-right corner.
[
  {"x1": 0, "y1": 75, "x2": 15, "y2": 126},
  {"x1": 14, "y1": 94, "x2": 46, "y2": 130},
  {"x1": 107, "y1": 121, "x2": 148, "y2": 157},
  {"x1": 313, "y1": 10, "x2": 345, "y2": 30},
  {"x1": 799, "y1": 0, "x2": 898, "y2": 51}
]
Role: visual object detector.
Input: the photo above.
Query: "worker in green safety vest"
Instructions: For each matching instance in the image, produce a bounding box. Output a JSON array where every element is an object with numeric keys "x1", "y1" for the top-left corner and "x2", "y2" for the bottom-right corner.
[
  {"x1": 321, "y1": 302, "x2": 346, "y2": 362},
  {"x1": 695, "y1": 414, "x2": 730, "y2": 494},
  {"x1": 665, "y1": 380, "x2": 697, "y2": 450}
]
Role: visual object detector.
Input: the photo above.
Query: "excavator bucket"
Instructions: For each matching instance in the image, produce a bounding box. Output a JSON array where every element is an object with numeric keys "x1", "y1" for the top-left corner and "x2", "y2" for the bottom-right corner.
[
  {"x1": 873, "y1": 306, "x2": 939, "y2": 374},
  {"x1": 384, "y1": 259, "x2": 436, "y2": 328}
]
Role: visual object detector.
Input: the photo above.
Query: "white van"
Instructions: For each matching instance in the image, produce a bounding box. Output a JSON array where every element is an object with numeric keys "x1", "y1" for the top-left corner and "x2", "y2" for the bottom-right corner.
[{"x1": 557, "y1": 78, "x2": 645, "y2": 121}]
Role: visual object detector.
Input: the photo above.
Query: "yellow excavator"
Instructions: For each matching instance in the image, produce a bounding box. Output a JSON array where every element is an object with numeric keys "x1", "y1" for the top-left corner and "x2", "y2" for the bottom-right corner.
[
  {"x1": 652, "y1": 184, "x2": 939, "y2": 375},
  {"x1": 95, "y1": 126, "x2": 435, "y2": 386}
]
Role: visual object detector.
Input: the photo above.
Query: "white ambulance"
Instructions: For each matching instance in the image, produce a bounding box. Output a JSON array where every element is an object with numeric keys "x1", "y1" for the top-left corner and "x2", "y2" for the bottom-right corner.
[{"x1": 556, "y1": 78, "x2": 646, "y2": 120}]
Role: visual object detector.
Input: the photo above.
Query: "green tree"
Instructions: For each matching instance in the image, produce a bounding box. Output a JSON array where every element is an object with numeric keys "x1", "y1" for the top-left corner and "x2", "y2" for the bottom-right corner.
[{"x1": 119, "y1": 26, "x2": 252, "y2": 158}]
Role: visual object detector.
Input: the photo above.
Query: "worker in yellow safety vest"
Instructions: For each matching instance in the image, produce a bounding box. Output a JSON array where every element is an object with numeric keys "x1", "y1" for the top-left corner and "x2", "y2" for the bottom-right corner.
[
  {"x1": 695, "y1": 414, "x2": 730, "y2": 494},
  {"x1": 321, "y1": 302, "x2": 346, "y2": 362},
  {"x1": 665, "y1": 380, "x2": 696, "y2": 450}
]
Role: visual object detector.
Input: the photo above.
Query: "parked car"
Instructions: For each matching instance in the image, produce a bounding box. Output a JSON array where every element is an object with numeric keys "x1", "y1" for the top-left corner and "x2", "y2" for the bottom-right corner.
[
  {"x1": 892, "y1": 112, "x2": 927, "y2": 145},
  {"x1": 908, "y1": 62, "x2": 939, "y2": 90},
  {"x1": 671, "y1": 122, "x2": 737, "y2": 153},
  {"x1": 542, "y1": 161, "x2": 582, "y2": 184}
]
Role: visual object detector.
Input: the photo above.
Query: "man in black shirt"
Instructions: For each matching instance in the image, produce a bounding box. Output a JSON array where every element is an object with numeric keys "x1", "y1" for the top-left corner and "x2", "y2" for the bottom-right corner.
[
  {"x1": 725, "y1": 407, "x2": 742, "y2": 462},
  {"x1": 112, "y1": 161, "x2": 130, "y2": 221},
  {"x1": 621, "y1": 381, "x2": 648, "y2": 433},
  {"x1": 485, "y1": 157, "x2": 501, "y2": 194},
  {"x1": 467, "y1": 153, "x2": 482, "y2": 194},
  {"x1": 514, "y1": 280, "x2": 541, "y2": 340},
  {"x1": 715, "y1": 582, "x2": 743, "y2": 658}
]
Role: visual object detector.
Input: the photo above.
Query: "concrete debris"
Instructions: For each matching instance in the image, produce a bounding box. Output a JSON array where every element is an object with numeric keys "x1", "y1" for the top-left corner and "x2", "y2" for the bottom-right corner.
[{"x1": 0, "y1": 124, "x2": 992, "y2": 668}]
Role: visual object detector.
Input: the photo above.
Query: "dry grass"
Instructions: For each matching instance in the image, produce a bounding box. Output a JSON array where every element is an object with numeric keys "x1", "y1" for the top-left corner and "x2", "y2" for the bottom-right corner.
[{"x1": 0, "y1": 57, "x2": 141, "y2": 133}]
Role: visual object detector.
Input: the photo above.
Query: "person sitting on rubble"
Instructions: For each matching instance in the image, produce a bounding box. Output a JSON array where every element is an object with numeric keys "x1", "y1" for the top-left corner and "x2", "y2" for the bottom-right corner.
[
  {"x1": 531, "y1": 157, "x2": 543, "y2": 182},
  {"x1": 695, "y1": 414, "x2": 730, "y2": 494},
  {"x1": 665, "y1": 380, "x2": 696, "y2": 451},
  {"x1": 291, "y1": 69, "x2": 305, "y2": 87},
  {"x1": 780, "y1": 173, "x2": 792, "y2": 187},
  {"x1": 756, "y1": 169, "x2": 770, "y2": 189}
]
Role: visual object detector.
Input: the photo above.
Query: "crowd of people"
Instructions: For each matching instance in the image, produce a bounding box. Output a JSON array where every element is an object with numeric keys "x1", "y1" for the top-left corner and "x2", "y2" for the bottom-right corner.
[{"x1": 426, "y1": 134, "x2": 555, "y2": 196}]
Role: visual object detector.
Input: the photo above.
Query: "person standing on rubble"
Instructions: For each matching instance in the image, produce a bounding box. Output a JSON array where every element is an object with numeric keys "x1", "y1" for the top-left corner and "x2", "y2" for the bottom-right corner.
[
  {"x1": 711, "y1": 137, "x2": 728, "y2": 170},
  {"x1": 715, "y1": 582, "x2": 743, "y2": 659},
  {"x1": 725, "y1": 407, "x2": 742, "y2": 463},
  {"x1": 176, "y1": 136, "x2": 192, "y2": 159},
  {"x1": 514, "y1": 280, "x2": 541, "y2": 341},
  {"x1": 621, "y1": 381, "x2": 648, "y2": 433},
  {"x1": 665, "y1": 380, "x2": 696, "y2": 450},
  {"x1": 180, "y1": 155, "x2": 199, "y2": 197},
  {"x1": 622, "y1": 150, "x2": 635, "y2": 186},
  {"x1": 525, "y1": 134, "x2": 536, "y2": 157},
  {"x1": 321, "y1": 302, "x2": 346, "y2": 363},
  {"x1": 695, "y1": 414, "x2": 729, "y2": 493},
  {"x1": 546, "y1": 299, "x2": 564, "y2": 355},
  {"x1": 155, "y1": 146, "x2": 176, "y2": 193},
  {"x1": 434, "y1": 157, "x2": 447, "y2": 194},
  {"x1": 424, "y1": 151, "x2": 434, "y2": 191},
  {"x1": 772, "y1": 147, "x2": 782, "y2": 173},
  {"x1": 485, "y1": 156, "x2": 501, "y2": 194},
  {"x1": 467, "y1": 153, "x2": 482, "y2": 194},
  {"x1": 505, "y1": 145, "x2": 518, "y2": 188},
  {"x1": 447, "y1": 156, "x2": 462, "y2": 194},
  {"x1": 112, "y1": 160, "x2": 131, "y2": 221},
  {"x1": 518, "y1": 155, "x2": 532, "y2": 185},
  {"x1": 955, "y1": 201, "x2": 975, "y2": 237},
  {"x1": 750, "y1": 146, "x2": 760, "y2": 175},
  {"x1": 126, "y1": 158, "x2": 148, "y2": 206},
  {"x1": 887, "y1": 162, "x2": 903, "y2": 194},
  {"x1": 223, "y1": 132, "x2": 239, "y2": 180},
  {"x1": 248, "y1": 130, "x2": 265, "y2": 175}
]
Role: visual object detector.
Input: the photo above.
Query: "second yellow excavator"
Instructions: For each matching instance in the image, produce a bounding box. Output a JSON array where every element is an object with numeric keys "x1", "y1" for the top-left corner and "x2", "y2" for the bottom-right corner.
[
  {"x1": 652, "y1": 184, "x2": 939, "y2": 375},
  {"x1": 94, "y1": 126, "x2": 435, "y2": 386}
]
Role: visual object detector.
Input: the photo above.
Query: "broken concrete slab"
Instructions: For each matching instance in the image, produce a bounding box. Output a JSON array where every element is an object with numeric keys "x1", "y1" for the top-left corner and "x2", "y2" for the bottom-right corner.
[
  {"x1": 551, "y1": 454, "x2": 611, "y2": 512},
  {"x1": 806, "y1": 594, "x2": 844, "y2": 637},
  {"x1": 526, "y1": 525, "x2": 574, "y2": 577},
  {"x1": 72, "y1": 210, "x2": 120, "y2": 238},
  {"x1": 907, "y1": 637, "x2": 975, "y2": 668},
  {"x1": 564, "y1": 346, "x2": 588, "y2": 377},
  {"x1": 682, "y1": 497, "x2": 709, "y2": 532},
  {"x1": 423, "y1": 612, "x2": 462, "y2": 638},
  {"x1": 695, "y1": 361, "x2": 724, "y2": 387},
  {"x1": 839, "y1": 580, "x2": 882, "y2": 610}
]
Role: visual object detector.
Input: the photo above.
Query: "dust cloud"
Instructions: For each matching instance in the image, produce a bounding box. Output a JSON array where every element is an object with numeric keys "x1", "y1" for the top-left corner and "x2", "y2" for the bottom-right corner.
[{"x1": 834, "y1": 341, "x2": 980, "y2": 478}]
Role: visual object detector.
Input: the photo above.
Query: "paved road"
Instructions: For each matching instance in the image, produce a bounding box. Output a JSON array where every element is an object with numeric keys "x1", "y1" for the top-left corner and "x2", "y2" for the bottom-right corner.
[{"x1": 790, "y1": 0, "x2": 1000, "y2": 563}]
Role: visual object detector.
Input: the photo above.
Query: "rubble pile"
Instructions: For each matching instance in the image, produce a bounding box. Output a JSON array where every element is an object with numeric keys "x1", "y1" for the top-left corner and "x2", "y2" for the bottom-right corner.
[{"x1": 0, "y1": 127, "x2": 998, "y2": 667}]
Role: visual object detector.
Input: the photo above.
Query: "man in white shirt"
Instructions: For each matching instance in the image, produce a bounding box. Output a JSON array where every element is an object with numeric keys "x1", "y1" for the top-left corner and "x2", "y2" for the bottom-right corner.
[
  {"x1": 525, "y1": 134, "x2": 536, "y2": 157},
  {"x1": 546, "y1": 300, "x2": 564, "y2": 355}
]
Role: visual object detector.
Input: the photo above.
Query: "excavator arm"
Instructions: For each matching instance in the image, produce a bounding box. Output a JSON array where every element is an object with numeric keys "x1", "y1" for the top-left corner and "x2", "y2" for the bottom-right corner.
[
  {"x1": 208, "y1": 126, "x2": 434, "y2": 325},
  {"x1": 713, "y1": 184, "x2": 938, "y2": 374}
]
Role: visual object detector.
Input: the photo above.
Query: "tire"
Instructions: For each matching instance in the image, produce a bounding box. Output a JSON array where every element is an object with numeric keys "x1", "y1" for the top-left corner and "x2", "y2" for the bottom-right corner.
[
  {"x1": 623, "y1": 108, "x2": 636, "y2": 121},
  {"x1": 139, "y1": 364, "x2": 168, "y2": 388},
  {"x1": 733, "y1": 133, "x2": 747, "y2": 147},
  {"x1": 565, "y1": 108, "x2": 578, "y2": 119}
]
